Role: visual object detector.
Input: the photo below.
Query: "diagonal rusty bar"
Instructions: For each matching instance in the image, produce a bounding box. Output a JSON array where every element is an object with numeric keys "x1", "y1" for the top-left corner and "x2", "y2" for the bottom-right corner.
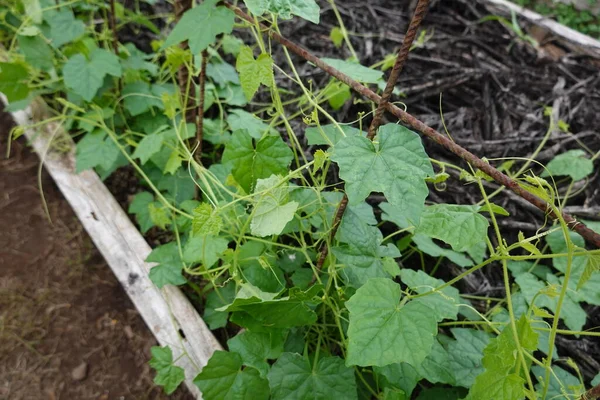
[
  {"x1": 314, "y1": 0, "x2": 431, "y2": 274},
  {"x1": 224, "y1": 2, "x2": 600, "y2": 249},
  {"x1": 367, "y1": 0, "x2": 430, "y2": 140}
]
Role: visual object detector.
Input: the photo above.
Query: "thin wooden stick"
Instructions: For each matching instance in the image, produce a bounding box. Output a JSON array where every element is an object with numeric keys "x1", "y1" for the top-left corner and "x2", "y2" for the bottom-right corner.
[
  {"x1": 195, "y1": 49, "x2": 208, "y2": 162},
  {"x1": 175, "y1": 0, "x2": 195, "y2": 123}
]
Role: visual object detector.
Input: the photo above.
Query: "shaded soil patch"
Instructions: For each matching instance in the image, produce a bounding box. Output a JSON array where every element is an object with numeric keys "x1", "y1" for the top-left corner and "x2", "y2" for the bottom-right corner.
[{"x1": 0, "y1": 107, "x2": 191, "y2": 399}]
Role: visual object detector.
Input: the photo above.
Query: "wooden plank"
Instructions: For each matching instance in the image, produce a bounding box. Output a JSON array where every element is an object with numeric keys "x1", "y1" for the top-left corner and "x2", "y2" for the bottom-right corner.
[
  {"x1": 482, "y1": 0, "x2": 600, "y2": 54},
  {"x1": 4, "y1": 97, "x2": 222, "y2": 398}
]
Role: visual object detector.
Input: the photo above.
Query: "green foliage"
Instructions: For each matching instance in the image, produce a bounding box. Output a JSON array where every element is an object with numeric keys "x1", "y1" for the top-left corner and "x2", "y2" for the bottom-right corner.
[
  {"x1": 268, "y1": 353, "x2": 357, "y2": 399},
  {"x1": 0, "y1": 62, "x2": 30, "y2": 102},
  {"x1": 222, "y1": 130, "x2": 293, "y2": 193},
  {"x1": 346, "y1": 278, "x2": 437, "y2": 367},
  {"x1": 163, "y1": 0, "x2": 235, "y2": 54},
  {"x1": 250, "y1": 175, "x2": 299, "y2": 237},
  {"x1": 149, "y1": 346, "x2": 186, "y2": 394},
  {"x1": 147, "y1": 242, "x2": 187, "y2": 288},
  {"x1": 416, "y1": 205, "x2": 489, "y2": 252},
  {"x1": 236, "y1": 46, "x2": 274, "y2": 100},
  {"x1": 542, "y1": 149, "x2": 594, "y2": 181},
  {"x1": 192, "y1": 203, "x2": 223, "y2": 236},
  {"x1": 194, "y1": 351, "x2": 269, "y2": 400},
  {"x1": 63, "y1": 49, "x2": 122, "y2": 101},
  {"x1": 331, "y1": 124, "x2": 433, "y2": 224},
  {"x1": 244, "y1": 0, "x2": 320, "y2": 24},
  {"x1": 467, "y1": 315, "x2": 538, "y2": 400},
  {"x1": 321, "y1": 58, "x2": 383, "y2": 83},
  {"x1": 17, "y1": 35, "x2": 53, "y2": 70}
]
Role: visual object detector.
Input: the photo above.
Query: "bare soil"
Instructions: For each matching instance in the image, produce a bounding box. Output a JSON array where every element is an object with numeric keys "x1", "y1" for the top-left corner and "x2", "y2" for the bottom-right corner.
[{"x1": 0, "y1": 108, "x2": 192, "y2": 400}]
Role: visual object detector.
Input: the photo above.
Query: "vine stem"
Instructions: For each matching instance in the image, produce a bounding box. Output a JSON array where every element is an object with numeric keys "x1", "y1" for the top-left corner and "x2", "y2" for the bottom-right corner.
[
  {"x1": 312, "y1": 0, "x2": 431, "y2": 278},
  {"x1": 195, "y1": 49, "x2": 208, "y2": 162},
  {"x1": 223, "y1": 2, "x2": 600, "y2": 249}
]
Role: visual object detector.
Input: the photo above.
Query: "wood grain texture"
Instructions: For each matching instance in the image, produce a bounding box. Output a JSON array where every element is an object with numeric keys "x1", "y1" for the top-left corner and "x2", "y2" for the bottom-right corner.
[{"x1": 4, "y1": 96, "x2": 222, "y2": 399}]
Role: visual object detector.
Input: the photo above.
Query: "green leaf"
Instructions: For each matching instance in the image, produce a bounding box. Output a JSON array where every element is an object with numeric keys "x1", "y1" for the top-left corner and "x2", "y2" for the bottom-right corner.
[
  {"x1": 413, "y1": 340, "x2": 456, "y2": 385},
  {"x1": 592, "y1": 372, "x2": 600, "y2": 386},
  {"x1": 330, "y1": 27, "x2": 344, "y2": 47},
  {"x1": 148, "y1": 203, "x2": 170, "y2": 230},
  {"x1": 321, "y1": 80, "x2": 351, "y2": 110},
  {"x1": 305, "y1": 124, "x2": 364, "y2": 146},
  {"x1": 542, "y1": 149, "x2": 593, "y2": 181},
  {"x1": 204, "y1": 282, "x2": 236, "y2": 329},
  {"x1": 446, "y1": 328, "x2": 491, "y2": 388},
  {"x1": 132, "y1": 131, "x2": 164, "y2": 164},
  {"x1": 156, "y1": 168, "x2": 196, "y2": 204},
  {"x1": 237, "y1": 241, "x2": 284, "y2": 293},
  {"x1": 44, "y1": 9, "x2": 85, "y2": 48},
  {"x1": 227, "y1": 330, "x2": 285, "y2": 377},
  {"x1": 183, "y1": 235, "x2": 229, "y2": 268},
  {"x1": 22, "y1": 0, "x2": 42, "y2": 23},
  {"x1": 75, "y1": 130, "x2": 120, "y2": 172},
  {"x1": 219, "y1": 284, "x2": 321, "y2": 328},
  {"x1": 412, "y1": 234, "x2": 473, "y2": 267},
  {"x1": 222, "y1": 34, "x2": 244, "y2": 56},
  {"x1": 147, "y1": 242, "x2": 187, "y2": 288},
  {"x1": 207, "y1": 60, "x2": 240, "y2": 86},
  {"x1": 17, "y1": 35, "x2": 53, "y2": 70},
  {"x1": 227, "y1": 109, "x2": 275, "y2": 139},
  {"x1": 163, "y1": 0, "x2": 235, "y2": 54},
  {"x1": 192, "y1": 203, "x2": 222, "y2": 236},
  {"x1": 268, "y1": 353, "x2": 357, "y2": 400},
  {"x1": 122, "y1": 82, "x2": 164, "y2": 116},
  {"x1": 236, "y1": 46, "x2": 274, "y2": 100},
  {"x1": 129, "y1": 192, "x2": 154, "y2": 233},
  {"x1": 468, "y1": 315, "x2": 538, "y2": 400},
  {"x1": 375, "y1": 363, "x2": 420, "y2": 397},
  {"x1": 251, "y1": 175, "x2": 299, "y2": 237},
  {"x1": 333, "y1": 206, "x2": 400, "y2": 288},
  {"x1": 122, "y1": 43, "x2": 158, "y2": 75},
  {"x1": 577, "y1": 253, "x2": 600, "y2": 290},
  {"x1": 331, "y1": 124, "x2": 433, "y2": 224},
  {"x1": 532, "y1": 365, "x2": 584, "y2": 399},
  {"x1": 91, "y1": 48, "x2": 122, "y2": 77},
  {"x1": 222, "y1": 129, "x2": 293, "y2": 193},
  {"x1": 63, "y1": 49, "x2": 122, "y2": 101},
  {"x1": 321, "y1": 58, "x2": 383, "y2": 83},
  {"x1": 149, "y1": 346, "x2": 185, "y2": 395},
  {"x1": 194, "y1": 351, "x2": 269, "y2": 400},
  {"x1": 416, "y1": 204, "x2": 489, "y2": 252},
  {"x1": 399, "y1": 269, "x2": 460, "y2": 321},
  {"x1": 244, "y1": 0, "x2": 320, "y2": 23},
  {"x1": 515, "y1": 272, "x2": 586, "y2": 331},
  {"x1": 0, "y1": 62, "x2": 30, "y2": 102},
  {"x1": 346, "y1": 278, "x2": 437, "y2": 367}
]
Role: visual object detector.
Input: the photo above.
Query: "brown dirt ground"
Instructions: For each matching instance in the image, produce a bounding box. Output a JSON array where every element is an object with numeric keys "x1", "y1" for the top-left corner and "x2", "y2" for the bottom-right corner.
[{"x1": 0, "y1": 108, "x2": 193, "y2": 399}]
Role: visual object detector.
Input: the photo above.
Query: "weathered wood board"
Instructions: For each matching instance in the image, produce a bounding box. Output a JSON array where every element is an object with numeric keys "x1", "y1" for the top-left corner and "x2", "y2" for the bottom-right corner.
[{"x1": 4, "y1": 96, "x2": 222, "y2": 398}]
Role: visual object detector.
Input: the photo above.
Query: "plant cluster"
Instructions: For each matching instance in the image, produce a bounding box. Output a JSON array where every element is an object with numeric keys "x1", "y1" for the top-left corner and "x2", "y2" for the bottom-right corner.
[
  {"x1": 516, "y1": 0, "x2": 600, "y2": 38},
  {"x1": 2, "y1": 0, "x2": 600, "y2": 399}
]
